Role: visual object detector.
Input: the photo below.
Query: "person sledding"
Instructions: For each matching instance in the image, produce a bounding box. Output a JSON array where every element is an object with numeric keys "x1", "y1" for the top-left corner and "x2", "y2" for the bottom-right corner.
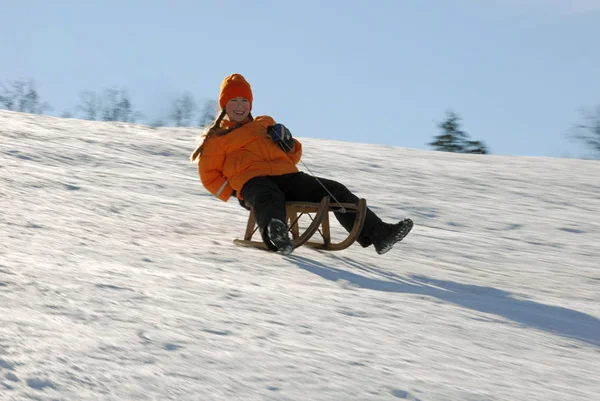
[{"x1": 190, "y1": 73, "x2": 412, "y2": 255}]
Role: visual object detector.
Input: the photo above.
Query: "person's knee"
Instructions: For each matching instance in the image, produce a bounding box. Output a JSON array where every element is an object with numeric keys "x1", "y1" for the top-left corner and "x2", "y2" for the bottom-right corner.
[
  {"x1": 241, "y1": 177, "x2": 281, "y2": 205},
  {"x1": 328, "y1": 181, "x2": 357, "y2": 202},
  {"x1": 256, "y1": 189, "x2": 285, "y2": 206}
]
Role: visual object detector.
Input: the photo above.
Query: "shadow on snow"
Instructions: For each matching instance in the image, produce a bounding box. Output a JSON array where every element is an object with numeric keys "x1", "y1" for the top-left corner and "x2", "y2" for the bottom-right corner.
[{"x1": 288, "y1": 254, "x2": 600, "y2": 348}]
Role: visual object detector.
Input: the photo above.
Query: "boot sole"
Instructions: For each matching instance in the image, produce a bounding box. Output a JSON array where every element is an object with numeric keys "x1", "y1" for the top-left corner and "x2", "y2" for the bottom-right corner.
[
  {"x1": 376, "y1": 219, "x2": 413, "y2": 255},
  {"x1": 268, "y1": 220, "x2": 294, "y2": 255}
]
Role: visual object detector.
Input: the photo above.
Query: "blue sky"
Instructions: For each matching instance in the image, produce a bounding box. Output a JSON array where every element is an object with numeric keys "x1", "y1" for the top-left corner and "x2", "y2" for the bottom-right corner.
[{"x1": 2, "y1": 0, "x2": 599, "y2": 157}]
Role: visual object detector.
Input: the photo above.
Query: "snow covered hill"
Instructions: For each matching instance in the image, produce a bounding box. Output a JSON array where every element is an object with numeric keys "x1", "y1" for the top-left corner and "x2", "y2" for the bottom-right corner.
[{"x1": 1, "y1": 110, "x2": 599, "y2": 401}]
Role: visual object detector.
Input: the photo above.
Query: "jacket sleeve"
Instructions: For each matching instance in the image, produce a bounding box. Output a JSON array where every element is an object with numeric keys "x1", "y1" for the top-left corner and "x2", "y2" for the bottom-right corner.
[
  {"x1": 255, "y1": 115, "x2": 303, "y2": 164},
  {"x1": 286, "y1": 139, "x2": 302, "y2": 165},
  {"x1": 255, "y1": 115, "x2": 276, "y2": 127},
  {"x1": 197, "y1": 139, "x2": 234, "y2": 202}
]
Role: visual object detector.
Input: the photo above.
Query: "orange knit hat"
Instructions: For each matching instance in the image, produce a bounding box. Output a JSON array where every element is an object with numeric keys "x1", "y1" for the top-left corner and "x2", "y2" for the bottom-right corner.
[{"x1": 219, "y1": 73, "x2": 253, "y2": 110}]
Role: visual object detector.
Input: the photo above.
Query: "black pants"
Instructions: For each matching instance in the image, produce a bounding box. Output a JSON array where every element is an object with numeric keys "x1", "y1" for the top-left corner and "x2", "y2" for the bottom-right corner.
[{"x1": 240, "y1": 172, "x2": 383, "y2": 247}]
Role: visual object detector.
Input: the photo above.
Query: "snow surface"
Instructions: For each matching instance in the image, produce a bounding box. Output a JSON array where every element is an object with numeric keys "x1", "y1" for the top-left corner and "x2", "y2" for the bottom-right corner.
[{"x1": 1, "y1": 110, "x2": 599, "y2": 401}]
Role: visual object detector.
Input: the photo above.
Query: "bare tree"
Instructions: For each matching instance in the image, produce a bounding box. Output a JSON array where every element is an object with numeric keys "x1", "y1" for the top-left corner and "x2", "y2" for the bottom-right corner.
[
  {"x1": 199, "y1": 99, "x2": 218, "y2": 127},
  {"x1": 0, "y1": 82, "x2": 15, "y2": 110},
  {"x1": 170, "y1": 92, "x2": 197, "y2": 127},
  {"x1": 77, "y1": 87, "x2": 142, "y2": 123},
  {"x1": 101, "y1": 88, "x2": 119, "y2": 122},
  {"x1": 150, "y1": 119, "x2": 167, "y2": 128},
  {"x1": 571, "y1": 106, "x2": 600, "y2": 159},
  {"x1": 78, "y1": 91, "x2": 101, "y2": 120},
  {"x1": 0, "y1": 79, "x2": 51, "y2": 114},
  {"x1": 101, "y1": 88, "x2": 133, "y2": 122}
]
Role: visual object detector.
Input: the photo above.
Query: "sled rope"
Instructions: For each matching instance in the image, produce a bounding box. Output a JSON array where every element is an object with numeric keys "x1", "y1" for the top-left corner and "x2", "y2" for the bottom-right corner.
[{"x1": 280, "y1": 141, "x2": 347, "y2": 213}]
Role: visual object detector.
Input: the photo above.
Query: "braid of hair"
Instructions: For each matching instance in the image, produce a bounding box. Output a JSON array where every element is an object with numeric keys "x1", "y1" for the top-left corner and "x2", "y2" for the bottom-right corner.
[{"x1": 190, "y1": 109, "x2": 227, "y2": 162}]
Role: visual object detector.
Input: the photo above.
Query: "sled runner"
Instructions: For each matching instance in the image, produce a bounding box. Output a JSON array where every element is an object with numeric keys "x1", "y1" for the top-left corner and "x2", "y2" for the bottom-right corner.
[{"x1": 233, "y1": 197, "x2": 367, "y2": 251}]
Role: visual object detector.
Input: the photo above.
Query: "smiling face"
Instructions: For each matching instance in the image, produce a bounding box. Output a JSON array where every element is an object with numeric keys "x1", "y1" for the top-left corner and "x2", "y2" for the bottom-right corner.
[{"x1": 225, "y1": 97, "x2": 251, "y2": 122}]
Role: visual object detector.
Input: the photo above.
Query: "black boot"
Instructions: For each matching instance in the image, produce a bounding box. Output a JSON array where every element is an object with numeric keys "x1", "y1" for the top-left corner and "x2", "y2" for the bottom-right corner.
[
  {"x1": 371, "y1": 218, "x2": 413, "y2": 255},
  {"x1": 267, "y1": 219, "x2": 294, "y2": 255}
]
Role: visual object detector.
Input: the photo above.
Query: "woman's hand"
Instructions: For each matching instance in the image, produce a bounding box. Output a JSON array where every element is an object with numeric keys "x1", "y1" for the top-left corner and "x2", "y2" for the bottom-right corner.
[{"x1": 267, "y1": 124, "x2": 295, "y2": 152}]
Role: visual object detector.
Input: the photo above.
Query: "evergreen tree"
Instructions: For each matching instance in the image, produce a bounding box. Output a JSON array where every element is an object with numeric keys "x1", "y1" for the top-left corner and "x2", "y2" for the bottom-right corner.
[
  {"x1": 429, "y1": 111, "x2": 489, "y2": 154},
  {"x1": 429, "y1": 111, "x2": 468, "y2": 152}
]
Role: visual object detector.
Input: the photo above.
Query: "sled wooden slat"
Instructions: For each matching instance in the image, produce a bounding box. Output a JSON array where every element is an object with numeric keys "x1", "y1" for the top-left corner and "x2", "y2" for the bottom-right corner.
[
  {"x1": 233, "y1": 239, "x2": 269, "y2": 249},
  {"x1": 243, "y1": 208, "x2": 258, "y2": 241},
  {"x1": 297, "y1": 198, "x2": 367, "y2": 251},
  {"x1": 321, "y1": 210, "x2": 331, "y2": 248},
  {"x1": 233, "y1": 197, "x2": 368, "y2": 252},
  {"x1": 288, "y1": 197, "x2": 330, "y2": 249}
]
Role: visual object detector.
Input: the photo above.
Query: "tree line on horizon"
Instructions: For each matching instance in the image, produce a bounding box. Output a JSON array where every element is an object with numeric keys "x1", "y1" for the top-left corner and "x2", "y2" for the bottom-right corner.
[
  {"x1": 0, "y1": 79, "x2": 217, "y2": 129},
  {"x1": 1, "y1": 78, "x2": 599, "y2": 159}
]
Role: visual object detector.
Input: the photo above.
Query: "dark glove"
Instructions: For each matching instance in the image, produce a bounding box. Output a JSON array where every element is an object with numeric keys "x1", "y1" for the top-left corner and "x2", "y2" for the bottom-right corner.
[{"x1": 267, "y1": 124, "x2": 295, "y2": 152}]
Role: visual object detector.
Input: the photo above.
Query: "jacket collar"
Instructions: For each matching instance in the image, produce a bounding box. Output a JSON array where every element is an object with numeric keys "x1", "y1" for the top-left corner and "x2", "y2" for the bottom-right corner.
[{"x1": 220, "y1": 117, "x2": 251, "y2": 130}]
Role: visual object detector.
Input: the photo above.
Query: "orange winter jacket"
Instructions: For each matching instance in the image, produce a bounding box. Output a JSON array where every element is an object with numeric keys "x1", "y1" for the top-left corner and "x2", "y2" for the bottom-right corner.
[{"x1": 198, "y1": 116, "x2": 302, "y2": 202}]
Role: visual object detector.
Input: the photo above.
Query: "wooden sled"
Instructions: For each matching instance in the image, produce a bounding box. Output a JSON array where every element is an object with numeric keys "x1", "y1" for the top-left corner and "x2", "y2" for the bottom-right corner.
[{"x1": 233, "y1": 197, "x2": 367, "y2": 252}]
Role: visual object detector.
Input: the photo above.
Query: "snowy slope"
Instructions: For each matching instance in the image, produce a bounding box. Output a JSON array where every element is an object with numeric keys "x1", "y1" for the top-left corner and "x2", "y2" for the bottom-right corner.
[{"x1": 1, "y1": 110, "x2": 599, "y2": 401}]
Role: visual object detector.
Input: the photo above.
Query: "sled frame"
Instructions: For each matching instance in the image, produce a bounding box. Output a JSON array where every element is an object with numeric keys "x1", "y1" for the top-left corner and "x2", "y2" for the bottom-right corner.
[{"x1": 233, "y1": 197, "x2": 367, "y2": 251}]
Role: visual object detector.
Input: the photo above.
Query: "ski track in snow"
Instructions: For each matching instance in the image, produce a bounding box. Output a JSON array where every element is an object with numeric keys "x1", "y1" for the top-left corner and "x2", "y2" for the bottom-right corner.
[{"x1": 1, "y1": 110, "x2": 599, "y2": 400}]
